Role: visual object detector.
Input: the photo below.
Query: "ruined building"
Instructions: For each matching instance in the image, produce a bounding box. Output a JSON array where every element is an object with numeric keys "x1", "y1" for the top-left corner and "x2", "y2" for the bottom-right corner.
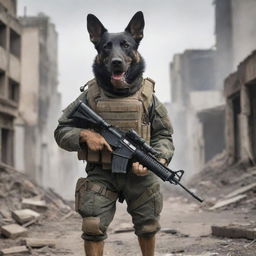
[
  {"x1": 17, "y1": 14, "x2": 60, "y2": 182},
  {"x1": 215, "y1": 0, "x2": 256, "y2": 88},
  {"x1": 169, "y1": 0, "x2": 256, "y2": 174},
  {"x1": 224, "y1": 51, "x2": 256, "y2": 166},
  {"x1": 169, "y1": 50, "x2": 224, "y2": 175},
  {"x1": 14, "y1": 14, "x2": 79, "y2": 199},
  {"x1": 0, "y1": 0, "x2": 21, "y2": 166},
  {"x1": 214, "y1": 0, "x2": 256, "y2": 167}
]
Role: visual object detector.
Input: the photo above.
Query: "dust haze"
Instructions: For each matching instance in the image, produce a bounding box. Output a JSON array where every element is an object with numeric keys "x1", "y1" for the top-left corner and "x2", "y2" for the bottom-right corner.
[{"x1": 18, "y1": 0, "x2": 215, "y2": 107}]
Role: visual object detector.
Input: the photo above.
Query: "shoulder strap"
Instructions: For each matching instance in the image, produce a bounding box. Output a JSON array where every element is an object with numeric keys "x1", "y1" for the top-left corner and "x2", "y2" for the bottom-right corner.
[
  {"x1": 141, "y1": 77, "x2": 155, "y2": 115},
  {"x1": 86, "y1": 79, "x2": 100, "y2": 110}
]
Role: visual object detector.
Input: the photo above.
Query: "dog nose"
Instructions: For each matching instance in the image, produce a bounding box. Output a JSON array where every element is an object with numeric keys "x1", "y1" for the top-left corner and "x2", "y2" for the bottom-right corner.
[{"x1": 111, "y1": 58, "x2": 123, "y2": 66}]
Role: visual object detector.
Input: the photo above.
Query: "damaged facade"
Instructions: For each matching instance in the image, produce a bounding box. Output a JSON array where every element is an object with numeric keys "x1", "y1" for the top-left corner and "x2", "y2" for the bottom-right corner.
[
  {"x1": 224, "y1": 52, "x2": 256, "y2": 166},
  {"x1": 17, "y1": 14, "x2": 60, "y2": 183},
  {"x1": 169, "y1": 0, "x2": 256, "y2": 174},
  {"x1": 15, "y1": 14, "x2": 79, "y2": 199},
  {"x1": 0, "y1": 0, "x2": 21, "y2": 166},
  {"x1": 170, "y1": 50, "x2": 224, "y2": 175},
  {"x1": 215, "y1": 0, "x2": 256, "y2": 166},
  {"x1": 215, "y1": 0, "x2": 256, "y2": 88}
]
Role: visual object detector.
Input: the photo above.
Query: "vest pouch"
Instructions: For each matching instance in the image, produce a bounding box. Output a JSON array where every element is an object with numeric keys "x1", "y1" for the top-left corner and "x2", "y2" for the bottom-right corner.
[
  {"x1": 101, "y1": 148, "x2": 112, "y2": 164},
  {"x1": 87, "y1": 148, "x2": 100, "y2": 162},
  {"x1": 86, "y1": 77, "x2": 155, "y2": 166},
  {"x1": 75, "y1": 177, "x2": 87, "y2": 212},
  {"x1": 77, "y1": 148, "x2": 88, "y2": 161}
]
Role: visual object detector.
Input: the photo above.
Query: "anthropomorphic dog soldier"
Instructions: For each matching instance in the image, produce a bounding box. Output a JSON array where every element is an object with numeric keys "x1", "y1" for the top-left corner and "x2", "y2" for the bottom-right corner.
[{"x1": 55, "y1": 11, "x2": 174, "y2": 256}]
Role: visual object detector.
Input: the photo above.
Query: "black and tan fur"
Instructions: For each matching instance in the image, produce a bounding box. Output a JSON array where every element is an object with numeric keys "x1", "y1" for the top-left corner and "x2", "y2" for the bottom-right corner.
[{"x1": 87, "y1": 11, "x2": 146, "y2": 96}]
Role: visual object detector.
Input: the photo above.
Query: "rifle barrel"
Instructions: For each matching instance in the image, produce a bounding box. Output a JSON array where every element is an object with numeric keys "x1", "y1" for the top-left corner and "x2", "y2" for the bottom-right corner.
[{"x1": 175, "y1": 180, "x2": 203, "y2": 203}]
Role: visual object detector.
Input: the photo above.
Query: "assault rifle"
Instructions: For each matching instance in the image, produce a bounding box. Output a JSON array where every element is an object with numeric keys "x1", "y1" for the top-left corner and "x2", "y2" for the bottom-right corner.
[{"x1": 69, "y1": 101, "x2": 203, "y2": 203}]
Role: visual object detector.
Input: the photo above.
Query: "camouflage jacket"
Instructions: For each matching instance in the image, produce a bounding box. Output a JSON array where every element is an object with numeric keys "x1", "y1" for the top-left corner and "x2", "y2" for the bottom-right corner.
[{"x1": 54, "y1": 84, "x2": 175, "y2": 164}]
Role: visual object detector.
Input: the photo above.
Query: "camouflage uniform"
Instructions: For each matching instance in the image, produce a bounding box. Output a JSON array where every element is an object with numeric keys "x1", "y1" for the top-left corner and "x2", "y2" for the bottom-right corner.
[{"x1": 54, "y1": 78, "x2": 174, "y2": 241}]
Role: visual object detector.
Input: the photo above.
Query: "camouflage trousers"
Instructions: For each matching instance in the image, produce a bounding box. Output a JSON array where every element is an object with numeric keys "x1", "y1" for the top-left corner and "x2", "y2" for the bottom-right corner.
[{"x1": 75, "y1": 163, "x2": 163, "y2": 241}]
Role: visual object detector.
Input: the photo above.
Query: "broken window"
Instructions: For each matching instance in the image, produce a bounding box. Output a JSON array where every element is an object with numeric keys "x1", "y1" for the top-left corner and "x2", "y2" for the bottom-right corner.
[
  {"x1": 0, "y1": 70, "x2": 5, "y2": 96},
  {"x1": 203, "y1": 109, "x2": 225, "y2": 163},
  {"x1": 10, "y1": 29, "x2": 21, "y2": 58},
  {"x1": 8, "y1": 78, "x2": 19, "y2": 102},
  {"x1": 249, "y1": 85, "x2": 256, "y2": 161},
  {"x1": 232, "y1": 93, "x2": 241, "y2": 161},
  {"x1": 0, "y1": 128, "x2": 14, "y2": 165},
  {"x1": 0, "y1": 21, "x2": 7, "y2": 48}
]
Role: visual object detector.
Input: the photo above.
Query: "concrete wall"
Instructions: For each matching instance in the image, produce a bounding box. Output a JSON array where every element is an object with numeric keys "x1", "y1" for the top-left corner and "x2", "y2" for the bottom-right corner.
[
  {"x1": 224, "y1": 51, "x2": 256, "y2": 165},
  {"x1": 0, "y1": 0, "x2": 16, "y2": 16},
  {"x1": 169, "y1": 49, "x2": 224, "y2": 176},
  {"x1": 231, "y1": 0, "x2": 256, "y2": 70},
  {"x1": 171, "y1": 50, "x2": 216, "y2": 105},
  {"x1": 197, "y1": 106, "x2": 225, "y2": 165},
  {"x1": 0, "y1": 1, "x2": 21, "y2": 166},
  {"x1": 189, "y1": 91, "x2": 224, "y2": 111},
  {"x1": 215, "y1": 0, "x2": 256, "y2": 88},
  {"x1": 20, "y1": 27, "x2": 39, "y2": 125},
  {"x1": 17, "y1": 15, "x2": 81, "y2": 199},
  {"x1": 215, "y1": 0, "x2": 233, "y2": 89}
]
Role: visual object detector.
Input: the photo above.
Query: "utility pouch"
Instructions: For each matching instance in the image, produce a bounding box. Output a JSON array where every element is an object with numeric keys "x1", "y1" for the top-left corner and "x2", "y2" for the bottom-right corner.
[
  {"x1": 87, "y1": 149, "x2": 100, "y2": 162},
  {"x1": 75, "y1": 177, "x2": 87, "y2": 212}
]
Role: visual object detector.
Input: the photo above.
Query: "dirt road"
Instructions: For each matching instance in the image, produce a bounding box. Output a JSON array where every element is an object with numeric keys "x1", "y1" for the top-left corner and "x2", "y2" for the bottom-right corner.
[{"x1": 16, "y1": 195, "x2": 255, "y2": 256}]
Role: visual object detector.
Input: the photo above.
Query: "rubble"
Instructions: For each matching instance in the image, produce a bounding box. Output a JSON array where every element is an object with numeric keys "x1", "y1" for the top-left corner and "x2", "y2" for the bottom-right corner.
[
  {"x1": 0, "y1": 246, "x2": 29, "y2": 255},
  {"x1": 0, "y1": 164, "x2": 71, "y2": 214},
  {"x1": 164, "y1": 253, "x2": 218, "y2": 256},
  {"x1": 0, "y1": 163, "x2": 73, "y2": 253},
  {"x1": 225, "y1": 182, "x2": 256, "y2": 198},
  {"x1": 22, "y1": 238, "x2": 56, "y2": 248},
  {"x1": 21, "y1": 197, "x2": 48, "y2": 211},
  {"x1": 11, "y1": 209, "x2": 40, "y2": 225},
  {"x1": 212, "y1": 225, "x2": 256, "y2": 240},
  {"x1": 209, "y1": 194, "x2": 247, "y2": 210},
  {"x1": 0, "y1": 224, "x2": 28, "y2": 239},
  {"x1": 113, "y1": 222, "x2": 134, "y2": 233}
]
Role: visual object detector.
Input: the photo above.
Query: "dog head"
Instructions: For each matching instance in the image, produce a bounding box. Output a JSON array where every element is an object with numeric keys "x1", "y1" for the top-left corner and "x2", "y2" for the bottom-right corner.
[{"x1": 87, "y1": 11, "x2": 145, "y2": 94}]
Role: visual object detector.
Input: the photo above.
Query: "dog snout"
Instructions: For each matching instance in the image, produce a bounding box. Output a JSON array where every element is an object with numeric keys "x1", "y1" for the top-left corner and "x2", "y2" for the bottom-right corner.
[{"x1": 111, "y1": 58, "x2": 123, "y2": 67}]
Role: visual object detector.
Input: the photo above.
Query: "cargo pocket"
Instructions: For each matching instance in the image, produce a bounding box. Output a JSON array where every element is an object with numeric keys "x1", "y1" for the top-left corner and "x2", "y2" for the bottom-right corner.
[
  {"x1": 75, "y1": 178, "x2": 87, "y2": 212},
  {"x1": 154, "y1": 191, "x2": 163, "y2": 216}
]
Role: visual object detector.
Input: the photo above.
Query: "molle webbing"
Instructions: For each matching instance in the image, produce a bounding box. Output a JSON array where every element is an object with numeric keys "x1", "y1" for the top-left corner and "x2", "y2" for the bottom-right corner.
[{"x1": 82, "y1": 78, "x2": 155, "y2": 167}]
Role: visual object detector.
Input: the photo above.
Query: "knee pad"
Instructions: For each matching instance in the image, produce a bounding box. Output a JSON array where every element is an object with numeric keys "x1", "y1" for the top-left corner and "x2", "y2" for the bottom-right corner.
[
  {"x1": 136, "y1": 219, "x2": 161, "y2": 237},
  {"x1": 82, "y1": 217, "x2": 104, "y2": 235}
]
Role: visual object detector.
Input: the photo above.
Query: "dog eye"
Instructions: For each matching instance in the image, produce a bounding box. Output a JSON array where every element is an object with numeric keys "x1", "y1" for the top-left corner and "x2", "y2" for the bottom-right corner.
[
  {"x1": 122, "y1": 41, "x2": 129, "y2": 48},
  {"x1": 103, "y1": 42, "x2": 112, "y2": 50}
]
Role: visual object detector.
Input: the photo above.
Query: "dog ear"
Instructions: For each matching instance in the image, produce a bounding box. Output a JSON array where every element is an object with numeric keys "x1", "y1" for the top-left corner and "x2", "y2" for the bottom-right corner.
[
  {"x1": 125, "y1": 11, "x2": 145, "y2": 44},
  {"x1": 87, "y1": 14, "x2": 107, "y2": 45}
]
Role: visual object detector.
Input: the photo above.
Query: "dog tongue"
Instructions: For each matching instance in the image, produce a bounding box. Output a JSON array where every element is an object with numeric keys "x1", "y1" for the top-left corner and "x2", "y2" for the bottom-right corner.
[{"x1": 112, "y1": 72, "x2": 125, "y2": 80}]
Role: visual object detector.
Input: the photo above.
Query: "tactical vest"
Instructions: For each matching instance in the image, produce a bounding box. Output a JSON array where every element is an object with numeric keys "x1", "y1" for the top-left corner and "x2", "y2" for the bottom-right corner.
[{"x1": 78, "y1": 77, "x2": 155, "y2": 169}]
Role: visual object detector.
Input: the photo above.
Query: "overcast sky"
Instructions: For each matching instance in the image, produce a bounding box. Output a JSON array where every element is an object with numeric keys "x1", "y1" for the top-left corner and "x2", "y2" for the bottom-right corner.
[{"x1": 18, "y1": 0, "x2": 215, "y2": 107}]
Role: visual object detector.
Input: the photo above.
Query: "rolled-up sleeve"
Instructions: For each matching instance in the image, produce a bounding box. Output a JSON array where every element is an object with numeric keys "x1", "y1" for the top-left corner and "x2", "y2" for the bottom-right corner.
[
  {"x1": 150, "y1": 95, "x2": 175, "y2": 164},
  {"x1": 54, "y1": 92, "x2": 87, "y2": 152}
]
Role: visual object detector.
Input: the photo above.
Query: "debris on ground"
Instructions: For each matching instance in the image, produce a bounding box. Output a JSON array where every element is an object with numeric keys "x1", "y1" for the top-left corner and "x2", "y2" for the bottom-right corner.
[
  {"x1": 21, "y1": 198, "x2": 48, "y2": 212},
  {"x1": 209, "y1": 194, "x2": 247, "y2": 210},
  {"x1": 1, "y1": 224, "x2": 28, "y2": 238},
  {"x1": 0, "y1": 245, "x2": 29, "y2": 255},
  {"x1": 212, "y1": 224, "x2": 256, "y2": 240},
  {"x1": 11, "y1": 209, "x2": 40, "y2": 225},
  {"x1": 0, "y1": 163, "x2": 73, "y2": 255},
  {"x1": 1, "y1": 156, "x2": 256, "y2": 255},
  {"x1": 224, "y1": 182, "x2": 256, "y2": 198},
  {"x1": 22, "y1": 238, "x2": 57, "y2": 248},
  {"x1": 113, "y1": 222, "x2": 134, "y2": 233}
]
